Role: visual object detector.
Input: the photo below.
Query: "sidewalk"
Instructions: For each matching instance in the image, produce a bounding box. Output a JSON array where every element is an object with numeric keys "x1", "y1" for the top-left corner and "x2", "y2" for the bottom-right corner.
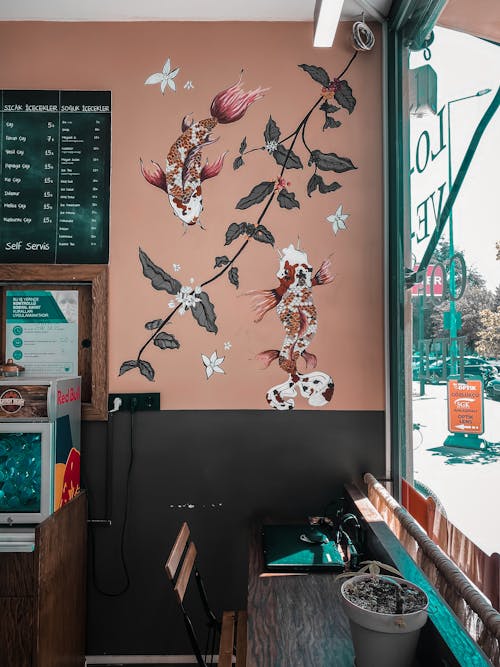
[{"x1": 412, "y1": 382, "x2": 500, "y2": 555}]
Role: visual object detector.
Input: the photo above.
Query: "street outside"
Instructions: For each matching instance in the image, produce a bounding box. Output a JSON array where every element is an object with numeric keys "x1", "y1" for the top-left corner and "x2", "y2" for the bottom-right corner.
[{"x1": 412, "y1": 382, "x2": 500, "y2": 555}]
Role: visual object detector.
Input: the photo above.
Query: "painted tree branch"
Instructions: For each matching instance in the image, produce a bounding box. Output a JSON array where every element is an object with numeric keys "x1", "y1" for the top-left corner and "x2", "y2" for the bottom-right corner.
[{"x1": 120, "y1": 54, "x2": 359, "y2": 381}]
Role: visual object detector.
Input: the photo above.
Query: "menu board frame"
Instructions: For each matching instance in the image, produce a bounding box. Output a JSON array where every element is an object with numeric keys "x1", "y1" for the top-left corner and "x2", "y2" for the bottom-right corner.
[
  {"x1": 0, "y1": 264, "x2": 108, "y2": 421},
  {"x1": 0, "y1": 90, "x2": 111, "y2": 264}
]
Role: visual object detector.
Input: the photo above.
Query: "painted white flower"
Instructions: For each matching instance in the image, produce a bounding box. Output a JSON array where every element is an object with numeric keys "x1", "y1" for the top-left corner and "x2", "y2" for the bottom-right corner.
[
  {"x1": 265, "y1": 139, "x2": 279, "y2": 154},
  {"x1": 184, "y1": 80, "x2": 194, "y2": 90},
  {"x1": 172, "y1": 263, "x2": 181, "y2": 272},
  {"x1": 224, "y1": 341, "x2": 232, "y2": 351},
  {"x1": 145, "y1": 58, "x2": 180, "y2": 94},
  {"x1": 202, "y1": 351, "x2": 225, "y2": 379},
  {"x1": 327, "y1": 205, "x2": 349, "y2": 235},
  {"x1": 172, "y1": 284, "x2": 202, "y2": 314}
]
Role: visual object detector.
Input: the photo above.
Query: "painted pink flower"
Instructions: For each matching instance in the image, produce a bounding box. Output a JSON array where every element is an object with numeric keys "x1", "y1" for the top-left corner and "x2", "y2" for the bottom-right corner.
[
  {"x1": 210, "y1": 72, "x2": 268, "y2": 124},
  {"x1": 274, "y1": 176, "x2": 290, "y2": 192}
]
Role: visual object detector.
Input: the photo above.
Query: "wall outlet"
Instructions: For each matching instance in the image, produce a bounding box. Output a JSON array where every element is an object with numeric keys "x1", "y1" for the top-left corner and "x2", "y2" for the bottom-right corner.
[{"x1": 108, "y1": 392, "x2": 160, "y2": 412}]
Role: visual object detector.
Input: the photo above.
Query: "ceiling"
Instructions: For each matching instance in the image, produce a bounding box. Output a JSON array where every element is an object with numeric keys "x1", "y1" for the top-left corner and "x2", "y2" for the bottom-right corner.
[{"x1": 0, "y1": 0, "x2": 392, "y2": 22}]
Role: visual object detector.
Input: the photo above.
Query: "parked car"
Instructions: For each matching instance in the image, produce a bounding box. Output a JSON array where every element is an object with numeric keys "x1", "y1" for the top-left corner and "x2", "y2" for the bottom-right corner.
[
  {"x1": 487, "y1": 360, "x2": 500, "y2": 373},
  {"x1": 426, "y1": 357, "x2": 496, "y2": 384},
  {"x1": 411, "y1": 352, "x2": 440, "y2": 381},
  {"x1": 485, "y1": 374, "x2": 500, "y2": 401}
]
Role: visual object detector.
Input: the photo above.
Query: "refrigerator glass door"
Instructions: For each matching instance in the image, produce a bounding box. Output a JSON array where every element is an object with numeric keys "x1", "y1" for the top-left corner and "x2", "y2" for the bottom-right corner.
[{"x1": 0, "y1": 422, "x2": 53, "y2": 525}]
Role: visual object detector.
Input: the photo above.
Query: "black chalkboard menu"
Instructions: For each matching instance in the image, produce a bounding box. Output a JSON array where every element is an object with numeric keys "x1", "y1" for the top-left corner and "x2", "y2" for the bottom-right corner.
[{"x1": 0, "y1": 90, "x2": 110, "y2": 263}]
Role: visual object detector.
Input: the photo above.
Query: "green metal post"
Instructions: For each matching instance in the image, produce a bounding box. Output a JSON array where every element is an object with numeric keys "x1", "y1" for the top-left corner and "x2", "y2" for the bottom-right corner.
[
  {"x1": 446, "y1": 100, "x2": 458, "y2": 375},
  {"x1": 446, "y1": 89, "x2": 491, "y2": 375},
  {"x1": 386, "y1": 19, "x2": 410, "y2": 498},
  {"x1": 418, "y1": 288, "x2": 425, "y2": 396}
]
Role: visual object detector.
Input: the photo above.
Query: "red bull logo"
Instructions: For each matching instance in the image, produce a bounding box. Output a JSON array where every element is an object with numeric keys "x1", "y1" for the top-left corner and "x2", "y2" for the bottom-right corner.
[{"x1": 57, "y1": 385, "x2": 81, "y2": 405}]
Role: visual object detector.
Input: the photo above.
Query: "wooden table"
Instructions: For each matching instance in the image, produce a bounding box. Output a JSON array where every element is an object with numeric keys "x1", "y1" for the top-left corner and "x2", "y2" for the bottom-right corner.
[{"x1": 246, "y1": 524, "x2": 355, "y2": 667}]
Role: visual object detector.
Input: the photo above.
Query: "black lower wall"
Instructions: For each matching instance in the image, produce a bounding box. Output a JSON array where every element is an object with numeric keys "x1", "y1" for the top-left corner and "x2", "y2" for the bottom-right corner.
[{"x1": 82, "y1": 409, "x2": 385, "y2": 656}]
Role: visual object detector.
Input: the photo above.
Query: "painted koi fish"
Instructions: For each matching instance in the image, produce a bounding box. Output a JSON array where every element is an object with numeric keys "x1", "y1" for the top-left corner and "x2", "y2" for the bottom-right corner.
[
  {"x1": 247, "y1": 243, "x2": 335, "y2": 410},
  {"x1": 141, "y1": 73, "x2": 268, "y2": 230}
]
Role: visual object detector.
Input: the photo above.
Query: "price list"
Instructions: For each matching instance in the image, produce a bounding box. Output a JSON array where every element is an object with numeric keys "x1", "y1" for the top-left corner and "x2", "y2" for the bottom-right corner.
[{"x1": 0, "y1": 90, "x2": 110, "y2": 263}]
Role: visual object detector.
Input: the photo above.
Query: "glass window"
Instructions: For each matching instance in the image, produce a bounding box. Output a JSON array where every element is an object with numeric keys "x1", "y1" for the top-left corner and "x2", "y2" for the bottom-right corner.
[{"x1": 406, "y1": 27, "x2": 499, "y2": 553}]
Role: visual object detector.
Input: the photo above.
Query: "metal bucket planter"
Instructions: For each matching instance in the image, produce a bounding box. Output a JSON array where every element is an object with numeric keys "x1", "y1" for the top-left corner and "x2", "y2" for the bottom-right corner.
[{"x1": 341, "y1": 574, "x2": 428, "y2": 667}]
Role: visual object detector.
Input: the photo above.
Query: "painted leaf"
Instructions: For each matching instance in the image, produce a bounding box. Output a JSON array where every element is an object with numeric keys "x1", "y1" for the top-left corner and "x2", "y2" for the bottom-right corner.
[
  {"x1": 228, "y1": 267, "x2": 239, "y2": 289},
  {"x1": 145, "y1": 319, "x2": 163, "y2": 330},
  {"x1": 277, "y1": 188, "x2": 300, "y2": 210},
  {"x1": 139, "y1": 248, "x2": 181, "y2": 294},
  {"x1": 225, "y1": 222, "x2": 247, "y2": 245},
  {"x1": 239, "y1": 137, "x2": 247, "y2": 155},
  {"x1": 253, "y1": 225, "x2": 275, "y2": 246},
  {"x1": 244, "y1": 223, "x2": 256, "y2": 237},
  {"x1": 138, "y1": 360, "x2": 155, "y2": 381},
  {"x1": 320, "y1": 102, "x2": 340, "y2": 114},
  {"x1": 214, "y1": 255, "x2": 230, "y2": 268},
  {"x1": 334, "y1": 80, "x2": 356, "y2": 114},
  {"x1": 308, "y1": 173, "x2": 341, "y2": 197},
  {"x1": 308, "y1": 150, "x2": 357, "y2": 173},
  {"x1": 233, "y1": 156, "x2": 244, "y2": 170},
  {"x1": 323, "y1": 116, "x2": 341, "y2": 131},
  {"x1": 119, "y1": 360, "x2": 138, "y2": 376},
  {"x1": 154, "y1": 332, "x2": 180, "y2": 350},
  {"x1": 299, "y1": 64, "x2": 330, "y2": 88},
  {"x1": 264, "y1": 116, "x2": 281, "y2": 143},
  {"x1": 307, "y1": 174, "x2": 321, "y2": 197},
  {"x1": 319, "y1": 177, "x2": 341, "y2": 194},
  {"x1": 272, "y1": 144, "x2": 303, "y2": 170},
  {"x1": 191, "y1": 291, "x2": 218, "y2": 334},
  {"x1": 236, "y1": 181, "x2": 274, "y2": 210}
]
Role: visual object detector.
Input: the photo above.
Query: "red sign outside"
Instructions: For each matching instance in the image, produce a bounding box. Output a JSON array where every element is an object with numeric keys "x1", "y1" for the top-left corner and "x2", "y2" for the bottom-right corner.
[
  {"x1": 411, "y1": 264, "x2": 444, "y2": 297},
  {"x1": 447, "y1": 378, "x2": 484, "y2": 435}
]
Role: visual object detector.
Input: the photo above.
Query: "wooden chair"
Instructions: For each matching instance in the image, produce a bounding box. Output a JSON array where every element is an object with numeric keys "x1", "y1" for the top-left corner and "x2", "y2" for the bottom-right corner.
[{"x1": 165, "y1": 522, "x2": 247, "y2": 667}]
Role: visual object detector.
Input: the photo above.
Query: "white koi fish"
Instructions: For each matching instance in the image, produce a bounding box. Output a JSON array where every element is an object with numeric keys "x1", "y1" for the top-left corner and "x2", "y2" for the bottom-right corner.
[
  {"x1": 141, "y1": 73, "x2": 268, "y2": 230},
  {"x1": 247, "y1": 243, "x2": 335, "y2": 410}
]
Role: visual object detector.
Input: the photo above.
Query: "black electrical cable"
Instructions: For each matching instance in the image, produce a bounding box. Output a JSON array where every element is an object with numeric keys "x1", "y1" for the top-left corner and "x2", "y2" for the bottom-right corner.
[{"x1": 88, "y1": 404, "x2": 136, "y2": 597}]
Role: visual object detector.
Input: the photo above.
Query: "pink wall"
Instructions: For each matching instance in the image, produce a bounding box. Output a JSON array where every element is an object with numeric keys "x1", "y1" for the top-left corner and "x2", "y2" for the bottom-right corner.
[{"x1": 0, "y1": 20, "x2": 385, "y2": 411}]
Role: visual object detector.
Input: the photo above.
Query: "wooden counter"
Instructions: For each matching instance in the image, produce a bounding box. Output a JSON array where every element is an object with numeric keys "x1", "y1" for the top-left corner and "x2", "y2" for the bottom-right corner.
[
  {"x1": 0, "y1": 492, "x2": 87, "y2": 667},
  {"x1": 246, "y1": 523, "x2": 354, "y2": 667}
]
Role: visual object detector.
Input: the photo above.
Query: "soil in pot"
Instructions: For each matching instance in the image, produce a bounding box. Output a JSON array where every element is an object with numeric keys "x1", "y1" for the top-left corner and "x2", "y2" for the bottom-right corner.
[{"x1": 343, "y1": 576, "x2": 427, "y2": 614}]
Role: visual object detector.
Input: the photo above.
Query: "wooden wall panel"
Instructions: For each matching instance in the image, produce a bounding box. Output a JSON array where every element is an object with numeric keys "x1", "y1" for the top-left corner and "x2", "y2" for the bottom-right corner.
[
  {"x1": 0, "y1": 551, "x2": 34, "y2": 597},
  {"x1": 0, "y1": 597, "x2": 34, "y2": 666},
  {"x1": 36, "y1": 492, "x2": 87, "y2": 667}
]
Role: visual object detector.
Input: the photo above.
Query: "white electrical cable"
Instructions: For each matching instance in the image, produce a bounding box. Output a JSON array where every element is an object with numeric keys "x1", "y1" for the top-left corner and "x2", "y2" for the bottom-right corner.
[{"x1": 352, "y1": 18, "x2": 375, "y2": 52}]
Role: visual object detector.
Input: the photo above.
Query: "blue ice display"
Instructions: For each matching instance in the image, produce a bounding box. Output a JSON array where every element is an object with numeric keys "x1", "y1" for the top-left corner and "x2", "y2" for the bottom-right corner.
[{"x1": 0, "y1": 433, "x2": 41, "y2": 512}]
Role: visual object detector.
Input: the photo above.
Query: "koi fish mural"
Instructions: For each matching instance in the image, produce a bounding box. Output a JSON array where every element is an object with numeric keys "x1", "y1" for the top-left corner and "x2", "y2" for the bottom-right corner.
[
  {"x1": 141, "y1": 73, "x2": 268, "y2": 230},
  {"x1": 248, "y1": 243, "x2": 335, "y2": 410}
]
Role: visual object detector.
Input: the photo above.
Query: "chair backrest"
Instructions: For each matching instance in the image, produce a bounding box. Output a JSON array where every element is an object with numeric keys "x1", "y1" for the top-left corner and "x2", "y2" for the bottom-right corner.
[{"x1": 165, "y1": 522, "x2": 220, "y2": 667}]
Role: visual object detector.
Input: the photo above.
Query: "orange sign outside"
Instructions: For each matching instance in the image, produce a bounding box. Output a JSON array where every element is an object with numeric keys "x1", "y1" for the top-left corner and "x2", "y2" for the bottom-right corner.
[{"x1": 447, "y1": 378, "x2": 484, "y2": 435}]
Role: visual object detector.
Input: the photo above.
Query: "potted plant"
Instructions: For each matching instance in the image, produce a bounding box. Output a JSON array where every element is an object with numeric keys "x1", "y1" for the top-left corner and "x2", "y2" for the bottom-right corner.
[{"x1": 339, "y1": 561, "x2": 428, "y2": 667}]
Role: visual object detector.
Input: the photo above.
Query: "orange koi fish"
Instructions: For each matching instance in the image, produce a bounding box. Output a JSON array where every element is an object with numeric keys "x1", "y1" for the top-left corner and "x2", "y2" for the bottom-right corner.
[
  {"x1": 141, "y1": 73, "x2": 268, "y2": 230},
  {"x1": 248, "y1": 243, "x2": 335, "y2": 410}
]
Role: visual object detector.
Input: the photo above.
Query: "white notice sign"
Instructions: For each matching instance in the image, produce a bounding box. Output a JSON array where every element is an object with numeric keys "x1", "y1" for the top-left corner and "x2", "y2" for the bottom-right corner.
[{"x1": 5, "y1": 290, "x2": 78, "y2": 376}]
